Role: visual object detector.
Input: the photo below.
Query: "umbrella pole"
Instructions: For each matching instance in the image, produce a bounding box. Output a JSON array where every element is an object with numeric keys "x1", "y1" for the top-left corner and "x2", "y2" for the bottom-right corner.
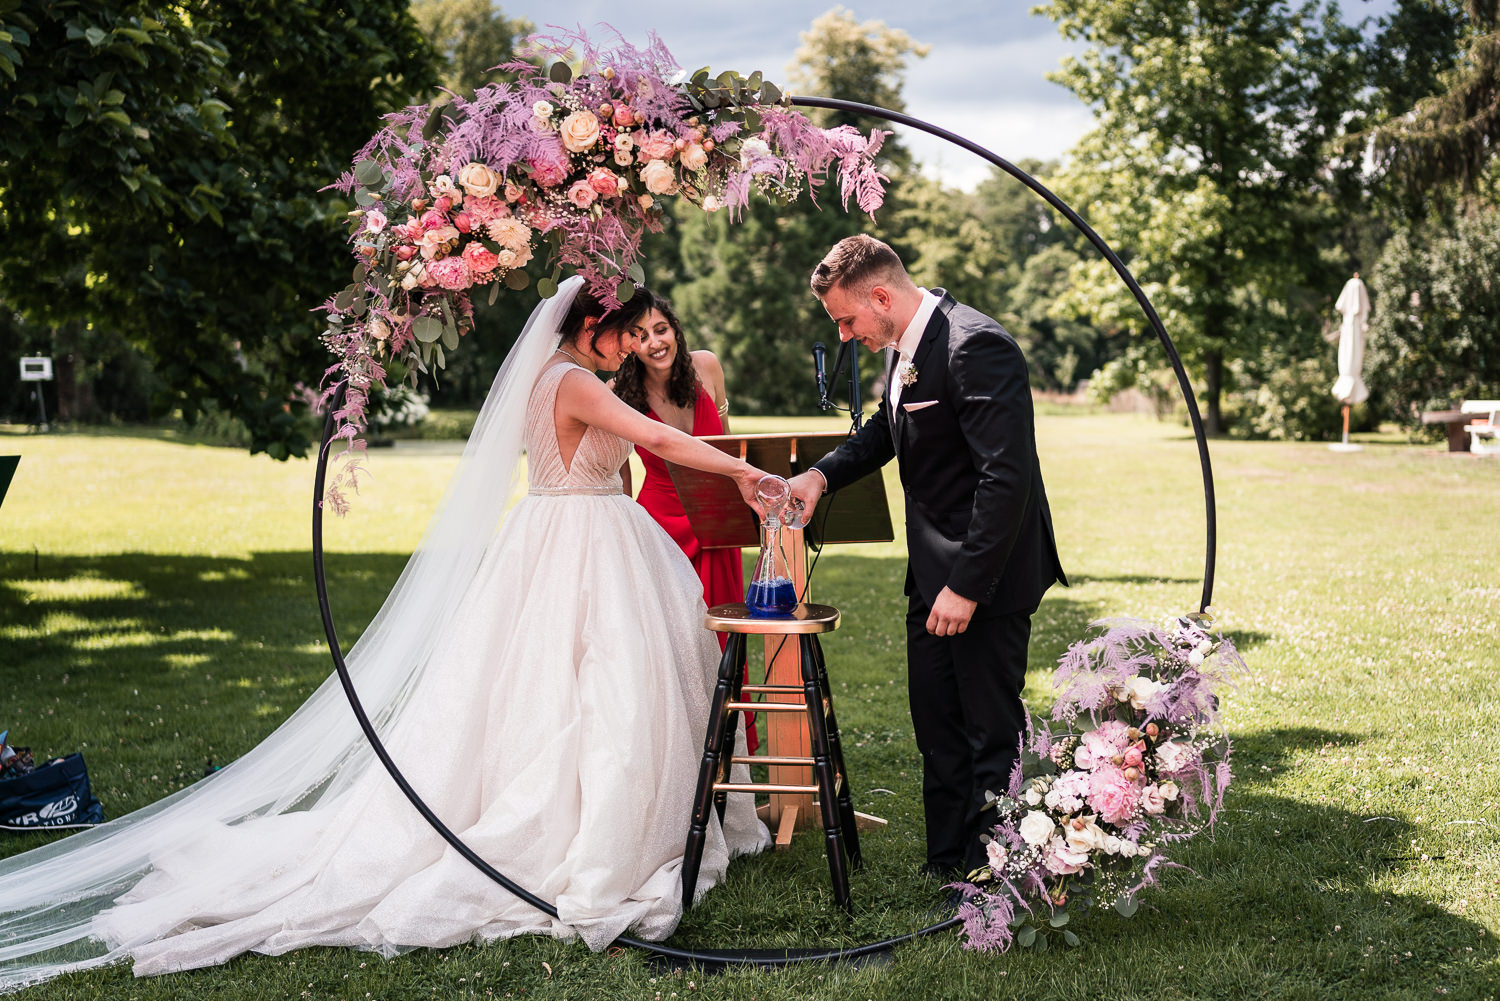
[{"x1": 1341, "y1": 404, "x2": 1350, "y2": 445}]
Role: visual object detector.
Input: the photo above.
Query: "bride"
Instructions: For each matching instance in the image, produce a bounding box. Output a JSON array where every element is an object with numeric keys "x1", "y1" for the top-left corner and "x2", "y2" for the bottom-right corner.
[{"x1": 0, "y1": 276, "x2": 770, "y2": 991}]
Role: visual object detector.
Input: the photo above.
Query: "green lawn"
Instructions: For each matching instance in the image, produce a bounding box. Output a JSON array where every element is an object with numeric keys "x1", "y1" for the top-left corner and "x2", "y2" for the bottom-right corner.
[{"x1": 1, "y1": 414, "x2": 1497, "y2": 1000}]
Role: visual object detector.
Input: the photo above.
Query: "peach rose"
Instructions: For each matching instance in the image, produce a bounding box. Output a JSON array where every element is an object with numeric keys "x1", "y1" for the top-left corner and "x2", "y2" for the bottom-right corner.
[
  {"x1": 640, "y1": 159, "x2": 677, "y2": 195},
  {"x1": 635, "y1": 129, "x2": 676, "y2": 161},
  {"x1": 457, "y1": 161, "x2": 500, "y2": 199},
  {"x1": 559, "y1": 110, "x2": 601, "y2": 152},
  {"x1": 461, "y1": 241, "x2": 500, "y2": 275},
  {"x1": 679, "y1": 142, "x2": 708, "y2": 171},
  {"x1": 587, "y1": 168, "x2": 619, "y2": 196}
]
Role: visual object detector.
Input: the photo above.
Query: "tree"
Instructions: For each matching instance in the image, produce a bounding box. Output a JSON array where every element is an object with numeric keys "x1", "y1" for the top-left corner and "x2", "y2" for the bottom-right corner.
[
  {"x1": 1038, "y1": 0, "x2": 1369, "y2": 432},
  {"x1": 410, "y1": 0, "x2": 531, "y2": 96},
  {"x1": 1367, "y1": 0, "x2": 1498, "y2": 213},
  {"x1": 1365, "y1": 210, "x2": 1500, "y2": 424},
  {"x1": 668, "y1": 7, "x2": 927, "y2": 414},
  {"x1": 0, "y1": 1, "x2": 438, "y2": 457}
]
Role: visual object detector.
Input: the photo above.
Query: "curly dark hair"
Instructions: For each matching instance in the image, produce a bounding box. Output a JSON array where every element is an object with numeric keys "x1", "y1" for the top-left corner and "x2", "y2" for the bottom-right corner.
[
  {"x1": 612, "y1": 290, "x2": 699, "y2": 414},
  {"x1": 559, "y1": 284, "x2": 652, "y2": 355}
]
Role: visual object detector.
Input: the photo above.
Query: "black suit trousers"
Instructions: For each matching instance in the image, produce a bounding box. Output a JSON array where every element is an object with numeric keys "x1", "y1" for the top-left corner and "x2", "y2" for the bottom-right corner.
[{"x1": 905, "y1": 595, "x2": 1035, "y2": 874}]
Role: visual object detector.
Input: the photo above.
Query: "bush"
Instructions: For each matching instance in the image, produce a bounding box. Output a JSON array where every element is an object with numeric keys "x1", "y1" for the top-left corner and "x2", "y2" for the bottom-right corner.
[{"x1": 1249, "y1": 356, "x2": 1344, "y2": 441}]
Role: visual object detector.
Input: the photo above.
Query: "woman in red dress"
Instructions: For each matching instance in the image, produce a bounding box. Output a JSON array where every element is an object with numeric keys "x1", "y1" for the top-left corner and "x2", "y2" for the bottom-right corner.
[{"x1": 613, "y1": 291, "x2": 757, "y2": 753}]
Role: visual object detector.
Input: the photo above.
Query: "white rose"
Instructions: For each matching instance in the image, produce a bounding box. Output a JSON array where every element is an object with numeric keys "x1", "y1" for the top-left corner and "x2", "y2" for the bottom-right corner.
[
  {"x1": 1064, "y1": 816, "x2": 1105, "y2": 854},
  {"x1": 532, "y1": 100, "x2": 555, "y2": 120},
  {"x1": 679, "y1": 141, "x2": 708, "y2": 171},
  {"x1": 1019, "y1": 810, "x2": 1056, "y2": 847},
  {"x1": 739, "y1": 137, "x2": 771, "y2": 166},
  {"x1": 1103, "y1": 834, "x2": 1122, "y2": 855},
  {"x1": 1139, "y1": 784, "x2": 1167, "y2": 815},
  {"x1": 701, "y1": 194, "x2": 722, "y2": 212},
  {"x1": 1023, "y1": 786, "x2": 1044, "y2": 807},
  {"x1": 1127, "y1": 675, "x2": 1164, "y2": 710},
  {"x1": 400, "y1": 262, "x2": 426, "y2": 289},
  {"x1": 1117, "y1": 840, "x2": 1138, "y2": 858},
  {"x1": 639, "y1": 159, "x2": 678, "y2": 195},
  {"x1": 1158, "y1": 779, "x2": 1179, "y2": 801},
  {"x1": 614, "y1": 149, "x2": 633, "y2": 167},
  {"x1": 1188, "y1": 649, "x2": 1205, "y2": 667}
]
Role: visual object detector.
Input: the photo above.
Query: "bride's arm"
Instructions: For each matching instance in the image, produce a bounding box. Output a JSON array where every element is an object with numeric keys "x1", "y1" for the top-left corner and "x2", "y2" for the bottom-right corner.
[{"x1": 558, "y1": 370, "x2": 765, "y2": 511}]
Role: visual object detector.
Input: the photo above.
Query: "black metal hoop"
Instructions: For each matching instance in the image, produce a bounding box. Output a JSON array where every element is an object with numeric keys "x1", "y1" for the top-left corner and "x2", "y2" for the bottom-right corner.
[{"x1": 311, "y1": 96, "x2": 1218, "y2": 969}]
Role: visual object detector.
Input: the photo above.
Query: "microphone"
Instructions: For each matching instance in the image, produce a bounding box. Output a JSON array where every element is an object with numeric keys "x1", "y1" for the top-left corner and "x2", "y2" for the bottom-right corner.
[
  {"x1": 828, "y1": 339, "x2": 851, "y2": 395},
  {"x1": 812, "y1": 341, "x2": 830, "y2": 408}
]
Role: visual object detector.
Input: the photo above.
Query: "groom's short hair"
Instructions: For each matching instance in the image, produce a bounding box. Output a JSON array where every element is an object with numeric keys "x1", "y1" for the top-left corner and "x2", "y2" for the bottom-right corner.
[{"x1": 810, "y1": 235, "x2": 911, "y2": 299}]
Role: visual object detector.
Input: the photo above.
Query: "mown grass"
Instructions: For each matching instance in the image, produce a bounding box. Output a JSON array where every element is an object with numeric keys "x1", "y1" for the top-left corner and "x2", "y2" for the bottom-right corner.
[{"x1": 1, "y1": 414, "x2": 1497, "y2": 1000}]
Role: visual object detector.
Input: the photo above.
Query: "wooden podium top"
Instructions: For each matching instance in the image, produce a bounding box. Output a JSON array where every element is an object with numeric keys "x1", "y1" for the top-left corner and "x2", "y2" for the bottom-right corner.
[
  {"x1": 665, "y1": 431, "x2": 893, "y2": 550},
  {"x1": 703, "y1": 602, "x2": 840, "y2": 634}
]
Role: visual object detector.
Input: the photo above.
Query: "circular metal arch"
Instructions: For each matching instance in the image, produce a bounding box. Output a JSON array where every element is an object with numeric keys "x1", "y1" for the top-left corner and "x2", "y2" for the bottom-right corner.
[{"x1": 310, "y1": 96, "x2": 1218, "y2": 969}]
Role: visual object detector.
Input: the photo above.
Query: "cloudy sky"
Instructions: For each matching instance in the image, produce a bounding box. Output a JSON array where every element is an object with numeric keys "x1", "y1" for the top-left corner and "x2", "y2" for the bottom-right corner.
[{"x1": 494, "y1": 1, "x2": 1398, "y2": 190}]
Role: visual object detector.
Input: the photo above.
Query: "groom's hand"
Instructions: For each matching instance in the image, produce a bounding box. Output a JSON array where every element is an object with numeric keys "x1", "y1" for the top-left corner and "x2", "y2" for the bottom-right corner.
[
  {"x1": 926, "y1": 587, "x2": 978, "y2": 636},
  {"x1": 787, "y1": 470, "x2": 826, "y2": 516}
]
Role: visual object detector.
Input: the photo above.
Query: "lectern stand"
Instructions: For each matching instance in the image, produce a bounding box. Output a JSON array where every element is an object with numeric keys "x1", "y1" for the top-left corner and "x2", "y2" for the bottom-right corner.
[{"x1": 666, "y1": 432, "x2": 893, "y2": 849}]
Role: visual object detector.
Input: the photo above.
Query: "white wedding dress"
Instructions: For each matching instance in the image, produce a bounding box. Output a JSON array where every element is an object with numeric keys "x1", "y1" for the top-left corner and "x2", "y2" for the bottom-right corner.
[{"x1": 0, "y1": 279, "x2": 766, "y2": 990}]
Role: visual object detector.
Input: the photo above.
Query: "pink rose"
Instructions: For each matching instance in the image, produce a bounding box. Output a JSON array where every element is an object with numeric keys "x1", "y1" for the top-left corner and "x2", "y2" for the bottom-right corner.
[
  {"x1": 433, "y1": 196, "x2": 453, "y2": 214},
  {"x1": 635, "y1": 129, "x2": 676, "y2": 162},
  {"x1": 426, "y1": 256, "x2": 471, "y2": 291},
  {"x1": 503, "y1": 181, "x2": 523, "y2": 203},
  {"x1": 612, "y1": 104, "x2": 635, "y2": 128},
  {"x1": 1087, "y1": 764, "x2": 1140, "y2": 826},
  {"x1": 461, "y1": 241, "x2": 500, "y2": 275},
  {"x1": 588, "y1": 168, "x2": 619, "y2": 196},
  {"x1": 566, "y1": 180, "x2": 597, "y2": 209},
  {"x1": 393, "y1": 244, "x2": 418, "y2": 262},
  {"x1": 363, "y1": 208, "x2": 388, "y2": 234},
  {"x1": 1122, "y1": 745, "x2": 1144, "y2": 769},
  {"x1": 527, "y1": 142, "x2": 571, "y2": 188},
  {"x1": 985, "y1": 839, "x2": 1008, "y2": 872},
  {"x1": 559, "y1": 110, "x2": 602, "y2": 152},
  {"x1": 419, "y1": 210, "x2": 448, "y2": 231},
  {"x1": 451, "y1": 212, "x2": 472, "y2": 234},
  {"x1": 1139, "y1": 784, "x2": 1166, "y2": 816}
]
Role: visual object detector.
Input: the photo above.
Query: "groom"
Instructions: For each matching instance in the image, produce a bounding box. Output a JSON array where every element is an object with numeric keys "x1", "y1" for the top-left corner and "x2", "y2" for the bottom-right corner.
[{"x1": 788, "y1": 235, "x2": 1066, "y2": 878}]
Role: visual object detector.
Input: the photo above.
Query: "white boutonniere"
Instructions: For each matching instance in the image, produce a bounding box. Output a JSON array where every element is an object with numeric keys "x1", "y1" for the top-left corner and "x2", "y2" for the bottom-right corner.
[{"x1": 898, "y1": 360, "x2": 918, "y2": 387}]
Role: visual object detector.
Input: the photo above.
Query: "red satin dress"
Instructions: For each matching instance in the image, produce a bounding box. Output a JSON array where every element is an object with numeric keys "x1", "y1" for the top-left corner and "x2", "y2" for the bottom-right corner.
[{"x1": 636, "y1": 385, "x2": 758, "y2": 753}]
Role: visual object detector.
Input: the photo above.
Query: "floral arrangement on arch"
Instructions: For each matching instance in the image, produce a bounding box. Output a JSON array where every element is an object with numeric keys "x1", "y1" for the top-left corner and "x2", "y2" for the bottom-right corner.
[
  {"x1": 318, "y1": 27, "x2": 890, "y2": 511},
  {"x1": 955, "y1": 613, "x2": 1245, "y2": 952}
]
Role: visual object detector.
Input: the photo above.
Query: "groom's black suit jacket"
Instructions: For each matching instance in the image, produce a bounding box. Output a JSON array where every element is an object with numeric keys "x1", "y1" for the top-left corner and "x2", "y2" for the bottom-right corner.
[{"x1": 814, "y1": 290, "x2": 1066, "y2": 616}]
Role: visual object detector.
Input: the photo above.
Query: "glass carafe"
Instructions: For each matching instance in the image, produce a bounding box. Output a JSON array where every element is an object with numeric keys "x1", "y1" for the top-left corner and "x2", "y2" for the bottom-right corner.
[{"x1": 745, "y1": 476, "x2": 798, "y2": 617}]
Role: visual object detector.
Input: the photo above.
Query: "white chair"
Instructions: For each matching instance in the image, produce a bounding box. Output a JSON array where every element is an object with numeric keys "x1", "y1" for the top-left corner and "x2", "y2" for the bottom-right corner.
[{"x1": 1461, "y1": 400, "x2": 1500, "y2": 455}]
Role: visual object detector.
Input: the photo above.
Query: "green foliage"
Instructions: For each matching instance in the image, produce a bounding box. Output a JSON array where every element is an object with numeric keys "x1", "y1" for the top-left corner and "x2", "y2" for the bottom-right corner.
[
  {"x1": 410, "y1": 0, "x2": 531, "y2": 95},
  {"x1": 0, "y1": 0, "x2": 439, "y2": 459},
  {"x1": 1366, "y1": 209, "x2": 1500, "y2": 424},
  {"x1": 1039, "y1": 0, "x2": 1370, "y2": 433},
  {"x1": 1248, "y1": 354, "x2": 1343, "y2": 441}
]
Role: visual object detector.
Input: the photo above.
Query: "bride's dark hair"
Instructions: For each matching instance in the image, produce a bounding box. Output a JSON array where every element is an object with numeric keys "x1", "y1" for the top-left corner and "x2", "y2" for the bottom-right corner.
[
  {"x1": 613, "y1": 290, "x2": 698, "y2": 414},
  {"x1": 559, "y1": 283, "x2": 652, "y2": 354}
]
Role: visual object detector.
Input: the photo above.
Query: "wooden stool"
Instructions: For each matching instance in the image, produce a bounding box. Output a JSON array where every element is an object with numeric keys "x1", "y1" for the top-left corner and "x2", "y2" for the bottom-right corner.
[{"x1": 681, "y1": 602, "x2": 861, "y2": 913}]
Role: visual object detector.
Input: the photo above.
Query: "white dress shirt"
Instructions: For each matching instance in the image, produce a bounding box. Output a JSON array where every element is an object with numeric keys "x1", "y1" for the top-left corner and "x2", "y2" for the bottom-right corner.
[{"x1": 890, "y1": 288, "x2": 940, "y2": 414}]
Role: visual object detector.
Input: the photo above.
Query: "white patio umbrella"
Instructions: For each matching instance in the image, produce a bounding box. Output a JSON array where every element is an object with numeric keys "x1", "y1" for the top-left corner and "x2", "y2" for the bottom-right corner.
[{"x1": 1332, "y1": 274, "x2": 1370, "y2": 406}]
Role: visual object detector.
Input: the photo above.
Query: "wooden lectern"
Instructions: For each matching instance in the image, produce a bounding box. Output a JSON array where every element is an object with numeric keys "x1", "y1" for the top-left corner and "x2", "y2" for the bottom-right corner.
[{"x1": 666, "y1": 432, "x2": 893, "y2": 848}]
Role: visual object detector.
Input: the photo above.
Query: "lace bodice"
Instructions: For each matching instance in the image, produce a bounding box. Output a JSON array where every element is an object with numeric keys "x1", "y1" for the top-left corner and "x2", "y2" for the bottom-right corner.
[{"x1": 525, "y1": 361, "x2": 631, "y2": 492}]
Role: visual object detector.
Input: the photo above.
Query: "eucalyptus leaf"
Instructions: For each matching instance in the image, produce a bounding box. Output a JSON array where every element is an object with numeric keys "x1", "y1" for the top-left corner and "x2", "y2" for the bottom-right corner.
[
  {"x1": 615, "y1": 280, "x2": 634, "y2": 303},
  {"x1": 1034, "y1": 932, "x2": 1049, "y2": 954},
  {"x1": 354, "y1": 159, "x2": 383, "y2": 187},
  {"x1": 760, "y1": 81, "x2": 781, "y2": 104},
  {"x1": 549, "y1": 60, "x2": 572, "y2": 84},
  {"x1": 627, "y1": 262, "x2": 645, "y2": 284},
  {"x1": 1016, "y1": 925, "x2": 1037, "y2": 948},
  {"x1": 422, "y1": 104, "x2": 446, "y2": 141},
  {"x1": 690, "y1": 66, "x2": 710, "y2": 85},
  {"x1": 716, "y1": 70, "x2": 737, "y2": 91},
  {"x1": 350, "y1": 297, "x2": 367, "y2": 317},
  {"x1": 487, "y1": 282, "x2": 500, "y2": 306},
  {"x1": 353, "y1": 263, "x2": 367, "y2": 283},
  {"x1": 434, "y1": 343, "x2": 446, "y2": 370},
  {"x1": 441, "y1": 324, "x2": 459, "y2": 351},
  {"x1": 334, "y1": 289, "x2": 354, "y2": 312},
  {"x1": 1063, "y1": 930, "x2": 1081, "y2": 947},
  {"x1": 412, "y1": 317, "x2": 443, "y2": 344},
  {"x1": 505, "y1": 269, "x2": 530, "y2": 291},
  {"x1": 1114, "y1": 895, "x2": 1139, "y2": 918},
  {"x1": 1049, "y1": 911, "x2": 1071, "y2": 928},
  {"x1": 537, "y1": 277, "x2": 559, "y2": 299}
]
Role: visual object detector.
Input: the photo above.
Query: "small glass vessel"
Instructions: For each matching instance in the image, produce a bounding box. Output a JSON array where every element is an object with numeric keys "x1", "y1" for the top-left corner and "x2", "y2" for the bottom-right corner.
[{"x1": 745, "y1": 475, "x2": 798, "y2": 618}]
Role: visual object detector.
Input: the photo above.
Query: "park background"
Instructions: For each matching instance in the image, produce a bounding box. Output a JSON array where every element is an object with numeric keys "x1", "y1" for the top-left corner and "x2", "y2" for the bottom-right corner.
[{"x1": 3, "y1": 1, "x2": 1498, "y2": 998}]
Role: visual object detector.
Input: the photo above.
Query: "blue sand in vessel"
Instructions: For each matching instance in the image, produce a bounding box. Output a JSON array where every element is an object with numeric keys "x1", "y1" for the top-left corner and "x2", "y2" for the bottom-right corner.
[{"x1": 746, "y1": 577, "x2": 797, "y2": 617}]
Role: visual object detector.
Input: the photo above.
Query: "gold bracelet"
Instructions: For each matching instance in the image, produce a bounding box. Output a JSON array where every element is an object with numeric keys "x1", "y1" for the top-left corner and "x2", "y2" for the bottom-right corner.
[{"x1": 717, "y1": 398, "x2": 730, "y2": 418}]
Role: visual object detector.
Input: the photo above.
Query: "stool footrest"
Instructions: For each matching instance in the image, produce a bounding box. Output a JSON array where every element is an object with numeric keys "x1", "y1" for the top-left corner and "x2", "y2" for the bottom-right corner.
[
  {"x1": 739, "y1": 684, "x2": 802, "y2": 695},
  {"x1": 715, "y1": 782, "x2": 818, "y2": 794},
  {"x1": 727, "y1": 701, "x2": 807, "y2": 713},
  {"x1": 733, "y1": 755, "x2": 813, "y2": 766}
]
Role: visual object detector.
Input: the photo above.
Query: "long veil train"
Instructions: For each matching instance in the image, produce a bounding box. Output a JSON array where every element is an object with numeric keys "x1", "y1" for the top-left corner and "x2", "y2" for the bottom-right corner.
[{"x1": 0, "y1": 276, "x2": 674, "y2": 990}]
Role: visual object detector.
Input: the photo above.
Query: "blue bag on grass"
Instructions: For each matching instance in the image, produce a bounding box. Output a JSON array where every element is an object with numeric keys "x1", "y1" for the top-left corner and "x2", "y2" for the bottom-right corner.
[{"x1": 0, "y1": 752, "x2": 106, "y2": 830}]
